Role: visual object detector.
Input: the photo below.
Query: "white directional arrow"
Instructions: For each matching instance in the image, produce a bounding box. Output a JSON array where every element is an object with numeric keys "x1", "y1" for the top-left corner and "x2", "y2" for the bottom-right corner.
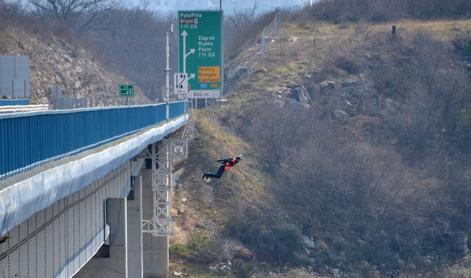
[
  {"x1": 181, "y1": 30, "x2": 195, "y2": 74},
  {"x1": 181, "y1": 30, "x2": 196, "y2": 100},
  {"x1": 186, "y1": 48, "x2": 195, "y2": 58}
]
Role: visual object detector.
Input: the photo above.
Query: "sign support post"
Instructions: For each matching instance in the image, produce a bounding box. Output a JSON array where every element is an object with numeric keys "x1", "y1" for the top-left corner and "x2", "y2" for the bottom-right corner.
[{"x1": 165, "y1": 31, "x2": 171, "y2": 119}]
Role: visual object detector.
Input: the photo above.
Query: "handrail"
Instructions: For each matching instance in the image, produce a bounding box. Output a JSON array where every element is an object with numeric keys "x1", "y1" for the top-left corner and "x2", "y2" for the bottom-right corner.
[
  {"x1": 0, "y1": 105, "x2": 49, "y2": 114},
  {"x1": 0, "y1": 101, "x2": 187, "y2": 180}
]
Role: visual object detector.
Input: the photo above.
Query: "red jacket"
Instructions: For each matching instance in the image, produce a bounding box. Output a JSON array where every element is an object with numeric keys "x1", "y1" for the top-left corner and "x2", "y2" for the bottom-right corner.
[{"x1": 219, "y1": 158, "x2": 238, "y2": 172}]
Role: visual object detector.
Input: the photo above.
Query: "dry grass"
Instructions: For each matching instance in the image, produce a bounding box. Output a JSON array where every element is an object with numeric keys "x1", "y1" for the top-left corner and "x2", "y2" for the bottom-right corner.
[
  {"x1": 171, "y1": 110, "x2": 274, "y2": 237},
  {"x1": 368, "y1": 19, "x2": 471, "y2": 40},
  {"x1": 226, "y1": 18, "x2": 471, "y2": 104},
  {"x1": 189, "y1": 111, "x2": 274, "y2": 207},
  {"x1": 174, "y1": 17, "x2": 471, "y2": 276}
]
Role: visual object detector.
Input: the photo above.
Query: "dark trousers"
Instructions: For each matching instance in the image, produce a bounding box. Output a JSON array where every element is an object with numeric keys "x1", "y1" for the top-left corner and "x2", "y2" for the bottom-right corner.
[{"x1": 206, "y1": 165, "x2": 225, "y2": 179}]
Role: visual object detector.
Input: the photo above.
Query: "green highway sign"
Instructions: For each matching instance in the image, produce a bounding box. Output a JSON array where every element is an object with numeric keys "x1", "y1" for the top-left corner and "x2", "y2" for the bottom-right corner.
[
  {"x1": 119, "y1": 83, "x2": 134, "y2": 97},
  {"x1": 178, "y1": 10, "x2": 223, "y2": 99}
]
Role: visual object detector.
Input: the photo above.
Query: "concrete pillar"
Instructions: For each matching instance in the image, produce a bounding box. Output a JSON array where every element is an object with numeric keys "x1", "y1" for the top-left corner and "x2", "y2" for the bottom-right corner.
[
  {"x1": 76, "y1": 198, "x2": 128, "y2": 278},
  {"x1": 153, "y1": 237, "x2": 169, "y2": 278},
  {"x1": 127, "y1": 176, "x2": 144, "y2": 277},
  {"x1": 106, "y1": 197, "x2": 129, "y2": 278},
  {"x1": 141, "y1": 168, "x2": 169, "y2": 278}
]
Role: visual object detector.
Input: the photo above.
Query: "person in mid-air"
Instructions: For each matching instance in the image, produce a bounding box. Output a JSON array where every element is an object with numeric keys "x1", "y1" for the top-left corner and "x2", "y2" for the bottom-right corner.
[{"x1": 203, "y1": 155, "x2": 242, "y2": 181}]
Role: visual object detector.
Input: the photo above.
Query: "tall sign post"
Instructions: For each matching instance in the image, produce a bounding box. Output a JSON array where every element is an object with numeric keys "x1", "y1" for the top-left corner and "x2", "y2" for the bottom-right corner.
[
  {"x1": 178, "y1": 10, "x2": 223, "y2": 101},
  {"x1": 165, "y1": 31, "x2": 171, "y2": 119}
]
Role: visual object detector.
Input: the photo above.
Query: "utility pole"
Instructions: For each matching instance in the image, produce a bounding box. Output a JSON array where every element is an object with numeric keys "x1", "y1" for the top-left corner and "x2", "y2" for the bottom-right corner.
[
  {"x1": 165, "y1": 31, "x2": 170, "y2": 119},
  {"x1": 164, "y1": 24, "x2": 174, "y2": 119},
  {"x1": 220, "y1": 0, "x2": 224, "y2": 102}
]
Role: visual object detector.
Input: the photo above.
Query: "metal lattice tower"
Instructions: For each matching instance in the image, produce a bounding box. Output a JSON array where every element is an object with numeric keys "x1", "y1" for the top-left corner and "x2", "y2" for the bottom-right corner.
[
  {"x1": 142, "y1": 140, "x2": 173, "y2": 236},
  {"x1": 171, "y1": 139, "x2": 188, "y2": 162},
  {"x1": 140, "y1": 123, "x2": 192, "y2": 237}
]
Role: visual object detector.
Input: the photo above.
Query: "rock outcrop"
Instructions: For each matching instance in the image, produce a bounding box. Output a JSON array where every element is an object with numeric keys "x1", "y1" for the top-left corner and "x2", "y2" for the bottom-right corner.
[{"x1": 0, "y1": 27, "x2": 148, "y2": 104}]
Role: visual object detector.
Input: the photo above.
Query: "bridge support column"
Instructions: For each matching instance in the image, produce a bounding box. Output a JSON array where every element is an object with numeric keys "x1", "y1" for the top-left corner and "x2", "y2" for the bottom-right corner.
[
  {"x1": 139, "y1": 135, "x2": 189, "y2": 278},
  {"x1": 153, "y1": 236, "x2": 169, "y2": 278},
  {"x1": 127, "y1": 175, "x2": 144, "y2": 277},
  {"x1": 75, "y1": 197, "x2": 128, "y2": 278},
  {"x1": 106, "y1": 198, "x2": 129, "y2": 278},
  {"x1": 142, "y1": 168, "x2": 169, "y2": 278}
]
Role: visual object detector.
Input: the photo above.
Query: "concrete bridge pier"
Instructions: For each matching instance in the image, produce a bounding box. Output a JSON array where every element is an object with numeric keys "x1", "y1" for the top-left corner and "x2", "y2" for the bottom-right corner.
[
  {"x1": 76, "y1": 197, "x2": 128, "y2": 278},
  {"x1": 127, "y1": 175, "x2": 144, "y2": 277},
  {"x1": 152, "y1": 236, "x2": 169, "y2": 278},
  {"x1": 106, "y1": 198, "x2": 129, "y2": 277},
  {"x1": 142, "y1": 168, "x2": 169, "y2": 278}
]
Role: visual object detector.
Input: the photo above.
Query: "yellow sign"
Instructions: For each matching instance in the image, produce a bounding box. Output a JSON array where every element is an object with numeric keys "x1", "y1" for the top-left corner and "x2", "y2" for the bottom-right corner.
[{"x1": 198, "y1": 66, "x2": 220, "y2": 83}]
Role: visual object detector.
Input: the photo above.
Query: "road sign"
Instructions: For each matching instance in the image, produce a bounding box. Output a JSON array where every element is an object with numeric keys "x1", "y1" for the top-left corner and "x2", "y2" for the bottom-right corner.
[
  {"x1": 178, "y1": 10, "x2": 223, "y2": 99},
  {"x1": 174, "y1": 73, "x2": 188, "y2": 96},
  {"x1": 119, "y1": 83, "x2": 134, "y2": 97}
]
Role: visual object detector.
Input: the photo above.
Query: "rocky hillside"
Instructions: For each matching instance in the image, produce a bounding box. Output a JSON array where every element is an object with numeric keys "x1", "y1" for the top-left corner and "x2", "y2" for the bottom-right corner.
[
  {"x1": 170, "y1": 18, "x2": 471, "y2": 278},
  {"x1": 0, "y1": 24, "x2": 148, "y2": 104}
]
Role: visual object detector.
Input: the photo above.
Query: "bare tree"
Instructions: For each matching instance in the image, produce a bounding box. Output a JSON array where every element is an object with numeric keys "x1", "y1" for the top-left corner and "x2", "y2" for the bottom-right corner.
[{"x1": 28, "y1": 0, "x2": 114, "y2": 31}]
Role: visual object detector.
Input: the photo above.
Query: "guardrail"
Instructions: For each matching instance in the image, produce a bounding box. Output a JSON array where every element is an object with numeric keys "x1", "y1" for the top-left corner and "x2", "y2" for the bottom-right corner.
[
  {"x1": 0, "y1": 104, "x2": 49, "y2": 113},
  {"x1": 0, "y1": 101, "x2": 187, "y2": 180}
]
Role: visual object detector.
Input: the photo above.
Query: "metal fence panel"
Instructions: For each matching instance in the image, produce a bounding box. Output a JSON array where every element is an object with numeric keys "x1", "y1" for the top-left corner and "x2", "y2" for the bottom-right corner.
[
  {"x1": 14, "y1": 56, "x2": 29, "y2": 78},
  {"x1": 0, "y1": 56, "x2": 30, "y2": 98},
  {"x1": 0, "y1": 102, "x2": 187, "y2": 179},
  {"x1": 0, "y1": 56, "x2": 14, "y2": 98},
  {"x1": 169, "y1": 101, "x2": 186, "y2": 119}
]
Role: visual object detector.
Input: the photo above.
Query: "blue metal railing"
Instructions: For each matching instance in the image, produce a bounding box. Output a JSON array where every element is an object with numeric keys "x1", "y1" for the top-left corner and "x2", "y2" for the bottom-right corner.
[
  {"x1": 0, "y1": 101, "x2": 187, "y2": 180},
  {"x1": 169, "y1": 101, "x2": 186, "y2": 119}
]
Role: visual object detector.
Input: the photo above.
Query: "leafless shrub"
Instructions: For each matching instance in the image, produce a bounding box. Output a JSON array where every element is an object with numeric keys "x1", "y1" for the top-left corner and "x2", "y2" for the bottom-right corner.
[
  {"x1": 294, "y1": 0, "x2": 471, "y2": 24},
  {"x1": 79, "y1": 8, "x2": 176, "y2": 100},
  {"x1": 334, "y1": 56, "x2": 361, "y2": 75},
  {"x1": 0, "y1": 1, "x2": 74, "y2": 43},
  {"x1": 224, "y1": 9, "x2": 276, "y2": 60},
  {"x1": 237, "y1": 29, "x2": 471, "y2": 271},
  {"x1": 0, "y1": 1, "x2": 27, "y2": 30},
  {"x1": 28, "y1": 0, "x2": 114, "y2": 32},
  {"x1": 368, "y1": 31, "x2": 470, "y2": 162}
]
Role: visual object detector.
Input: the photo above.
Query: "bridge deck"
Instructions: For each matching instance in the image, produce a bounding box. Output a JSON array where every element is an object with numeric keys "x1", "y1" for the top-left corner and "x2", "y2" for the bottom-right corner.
[{"x1": 0, "y1": 109, "x2": 188, "y2": 236}]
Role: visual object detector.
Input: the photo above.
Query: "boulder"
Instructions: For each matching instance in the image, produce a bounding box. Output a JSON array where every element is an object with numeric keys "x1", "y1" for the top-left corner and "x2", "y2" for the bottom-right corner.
[
  {"x1": 209, "y1": 262, "x2": 231, "y2": 272},
  {"x1": 172, "y1": 271, "x2": 184, "y2": 277},
  {"x1": 342, "y1": 79, "x2": 359, "y2": 87},
  {"x1": 287, "y1": 85, "x2": 311, "y2": 106},
  {"x1": 320, "y1": 81, "x2": 336, "y2": 94},
  {"x1": 332, "y1": 110, "x2": 348, "y2": 124},
  {"x1": 316, "y1": 240, "x2": 329, "y2": 251},
  {"x1": 303, "y1": 236, "x2": 316, "y2": 249},
  {"x1": 320, "y1": 81, "x2": 335, "y2": 89},
  {"x1": 221, "y1": 239, "x2": 254, "y2": 261},
  {"x1": 368, "y1": 271, "x2": 381, "y2": 278}
]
